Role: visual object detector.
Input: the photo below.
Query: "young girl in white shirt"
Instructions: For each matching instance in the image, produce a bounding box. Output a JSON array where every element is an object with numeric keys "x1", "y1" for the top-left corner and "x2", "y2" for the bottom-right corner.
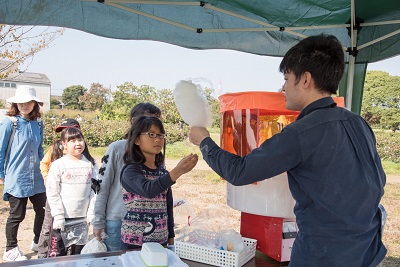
[{"x1": 46, "y1": 127, "x2": 98, "y2": 256}]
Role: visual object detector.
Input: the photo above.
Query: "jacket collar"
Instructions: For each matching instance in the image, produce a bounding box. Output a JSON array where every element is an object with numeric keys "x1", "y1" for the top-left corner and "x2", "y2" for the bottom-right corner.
[{"x1": 297, "y1": 97, "x2": 337, "y2": 121}]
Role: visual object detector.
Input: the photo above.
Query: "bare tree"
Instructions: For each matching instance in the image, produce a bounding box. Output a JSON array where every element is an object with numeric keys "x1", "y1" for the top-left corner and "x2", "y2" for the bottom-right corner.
[{"x1": 0, "y1": 24, "x2": 63, "y2": 79}]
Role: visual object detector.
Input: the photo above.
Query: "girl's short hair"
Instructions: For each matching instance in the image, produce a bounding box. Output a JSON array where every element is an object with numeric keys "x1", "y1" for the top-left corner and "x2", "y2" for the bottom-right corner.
[
  {"x1": 129, "y1": 103, "x2": 161, "y2": 123},
  {"x1": 60, "y1": 127, "x2": 95, "y2": 165},
  {"x1": 123, "y1": 116, "x2": 166, "y2": 166}
]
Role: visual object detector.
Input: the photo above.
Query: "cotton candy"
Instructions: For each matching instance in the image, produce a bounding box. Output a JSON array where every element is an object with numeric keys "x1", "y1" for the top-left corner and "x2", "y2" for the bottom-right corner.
[{"x1": 173, "y1": 80, "x2": 212, "y2": 127}]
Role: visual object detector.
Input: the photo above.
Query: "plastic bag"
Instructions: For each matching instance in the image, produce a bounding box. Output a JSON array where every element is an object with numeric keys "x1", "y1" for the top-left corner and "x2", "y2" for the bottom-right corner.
[
  {"x1": 179, "y1": 204, "x2": 231, "y2": 235},
  {"x1": 173, "y1": 199, "x2": 194, "y2": 230},
  {"x1": 177, "y1": 204, "x2": 246, "y2": 252},
  {"x1": 217, "y1": 229, "x2": 245, "y2": 252},
  {"x1": 81, "y1": 238, "x2": 107, "y2": 254},
  {"x1": 60, "y1": 218, "x2": 88, "y2": 247}
]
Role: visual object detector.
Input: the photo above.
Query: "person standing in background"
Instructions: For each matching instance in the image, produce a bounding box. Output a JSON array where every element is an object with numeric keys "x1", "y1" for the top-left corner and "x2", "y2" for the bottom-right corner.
[
  {"x1": 93, "y1": 103, "x2": 162, "y2": 251},
  {"x1": 0, "y1": 85, "x2": 46, "y2": 261},
  {"x1": 75, "y1": 114, "x2": 82, "y2": 122}
]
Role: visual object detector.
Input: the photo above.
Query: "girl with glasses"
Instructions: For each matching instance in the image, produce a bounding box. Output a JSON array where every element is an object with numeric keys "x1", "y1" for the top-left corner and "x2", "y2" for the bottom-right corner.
[
  {"x1": 93, "y1": 103, "x2": 162, "y2": 251},
  {"x1": 120, "y1": 115, "x2": 198, "y2": 250}
]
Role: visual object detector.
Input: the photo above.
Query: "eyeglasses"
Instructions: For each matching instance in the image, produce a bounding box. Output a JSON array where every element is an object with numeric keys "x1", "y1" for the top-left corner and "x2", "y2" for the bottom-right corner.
[{"x1": 141, "y1": 132, "x2": 166, "y2": 139}]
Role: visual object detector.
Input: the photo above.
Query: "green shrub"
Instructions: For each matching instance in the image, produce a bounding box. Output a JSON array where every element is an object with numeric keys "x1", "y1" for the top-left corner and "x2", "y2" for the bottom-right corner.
[
  {"x1": 42, "y1": 118, "x2": 188, "y2": 147},
  {"x1": 42, "y1": 118, "x2": 129, "y2": 147},
  {"x1": 375, "y1": 131, "x2": 400, "y2": 163},
  {"x1": 164, "y1": 123, "x2": 189, "y2": 144},
  {"x1": 42, "y1": 115, "x2": 400, "y2": 164}
]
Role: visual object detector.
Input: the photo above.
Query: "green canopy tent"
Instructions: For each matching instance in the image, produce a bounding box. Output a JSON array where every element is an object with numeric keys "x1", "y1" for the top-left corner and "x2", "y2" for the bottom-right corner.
[{"x1": 1, "y1": 0, "x2": 399, "y2": 113}]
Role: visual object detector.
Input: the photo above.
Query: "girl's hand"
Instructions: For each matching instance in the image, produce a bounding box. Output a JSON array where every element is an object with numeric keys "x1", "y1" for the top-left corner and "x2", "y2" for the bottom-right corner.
[
  {"x1": 169, "y1": 154, "x2": 198, "y2": 181},
  {"x1": 53, "y1": 216, "x2": 65, "y2": 231},
  {"x1": 167, "y1": 238, "x2": 175, "y2": 252}
]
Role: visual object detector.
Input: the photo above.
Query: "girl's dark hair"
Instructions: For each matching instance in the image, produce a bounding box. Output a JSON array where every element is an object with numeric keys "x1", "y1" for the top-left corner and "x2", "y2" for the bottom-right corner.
[
  {"x1": 123, "y1": 116, "x2": 166, "y2": 166},
  {"x1": 129, "y1": 103, "x2": 161, "y2": 122},
  {"x1": 60, "y1": 127, "x2": 95, "y2": 166},
  {"x1": 50, "y1": 139, "x2": 64, "y2": 163},
  {"x1": 6, "y1": 102, "x2": 42, "y2": 120}
]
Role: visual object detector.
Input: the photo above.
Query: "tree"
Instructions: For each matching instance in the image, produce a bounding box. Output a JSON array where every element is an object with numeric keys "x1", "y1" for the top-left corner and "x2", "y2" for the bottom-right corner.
[
  {"x1": 50, "y1": 97, "x2": 61, "y2": 109},
  {"x1": 362, "y1": 71, "x2": 400, "y2": 131},
  {"x1": 154, "y1": 88, "x2": 181, "y2": 124},
  {"x1": 0, "y1": 25, "x2": 63, "y2": 79},
  {"x1": 204, "y1": 87, "x2": 221, "y2": 128},
  {"x1": 62, "y1": 85, "x2": 87, "y2": 110},
  {"x1": 78, "y1": 83, "x2": 109, "y2": 111},
  {"x1": 101, "y1": 83, "x2": 157, "y2": 120}
]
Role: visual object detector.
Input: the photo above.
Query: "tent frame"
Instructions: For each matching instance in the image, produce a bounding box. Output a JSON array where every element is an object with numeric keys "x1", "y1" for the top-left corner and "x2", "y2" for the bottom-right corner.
[{"x1": 83, "y1": 0, "x2": 400, "y2": 111}]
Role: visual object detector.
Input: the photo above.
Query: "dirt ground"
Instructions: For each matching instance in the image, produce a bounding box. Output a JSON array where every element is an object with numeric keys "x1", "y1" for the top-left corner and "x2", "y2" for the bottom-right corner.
[{"x1": 0, "y1": 159, "x2": 399, "y2": 265}]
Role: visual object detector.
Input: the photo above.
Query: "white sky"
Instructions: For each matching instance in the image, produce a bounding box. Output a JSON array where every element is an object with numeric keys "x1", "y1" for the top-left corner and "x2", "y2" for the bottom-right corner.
[{"x1": 21, "y1": 28, "x2": 400, "y2": 97}]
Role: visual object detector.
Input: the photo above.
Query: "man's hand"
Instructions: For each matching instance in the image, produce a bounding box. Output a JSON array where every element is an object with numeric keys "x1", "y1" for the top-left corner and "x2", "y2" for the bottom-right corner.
[{"x1": 189, "y1": 127, "x2": 210, "y2": 146}]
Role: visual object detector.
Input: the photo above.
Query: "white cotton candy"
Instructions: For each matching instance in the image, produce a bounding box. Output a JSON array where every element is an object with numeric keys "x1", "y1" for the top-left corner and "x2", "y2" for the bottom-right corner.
[{"x1": 173, "y1": 80, "x2": 212, "y2": 127}]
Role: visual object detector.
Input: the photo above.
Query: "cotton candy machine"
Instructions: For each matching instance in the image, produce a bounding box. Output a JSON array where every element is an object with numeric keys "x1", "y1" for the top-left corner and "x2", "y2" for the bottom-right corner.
[{"x1": 219, "y1": 91, "x2": 344, "y2": 262}]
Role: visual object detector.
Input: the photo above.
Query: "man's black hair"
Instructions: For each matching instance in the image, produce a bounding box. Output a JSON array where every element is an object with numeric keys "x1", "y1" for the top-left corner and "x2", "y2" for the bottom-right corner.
[{"x1": 279, "y1": 34, "x2": 345, "y2": 94}]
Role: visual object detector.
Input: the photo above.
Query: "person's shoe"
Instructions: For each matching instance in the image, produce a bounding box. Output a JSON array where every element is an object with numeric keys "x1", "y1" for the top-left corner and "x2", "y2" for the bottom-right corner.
[
  {"x1": 2, "y1": 247, "x2": 28, "y2": 261},
  {"x1": 31, "y1": 241, "x2": 39, "y2": 252}
]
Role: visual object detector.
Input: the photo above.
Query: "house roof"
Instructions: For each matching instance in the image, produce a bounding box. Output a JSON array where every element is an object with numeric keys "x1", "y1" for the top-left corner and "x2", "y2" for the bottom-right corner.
[{"x1": 4, "y1": 71, "x2": 51, "y2": 85}]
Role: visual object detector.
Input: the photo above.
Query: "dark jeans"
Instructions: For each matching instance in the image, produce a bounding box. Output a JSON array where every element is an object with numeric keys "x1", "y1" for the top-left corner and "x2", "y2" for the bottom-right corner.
[
  {"x1": 5, "y1": 192, "x2": 46, "y2": 251},
  {"x1": 37, "y1": 201, "x2": 52, "y2": 258}
]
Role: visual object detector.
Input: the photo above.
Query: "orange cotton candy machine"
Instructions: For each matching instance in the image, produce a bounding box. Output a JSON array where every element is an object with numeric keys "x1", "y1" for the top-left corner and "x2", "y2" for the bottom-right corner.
[
  {"x1": 218, "y1": 91, "x2": 344, "y2": 262},
  {"x1": 219, "y1": 91, "x2": 299, "y2": 219}
]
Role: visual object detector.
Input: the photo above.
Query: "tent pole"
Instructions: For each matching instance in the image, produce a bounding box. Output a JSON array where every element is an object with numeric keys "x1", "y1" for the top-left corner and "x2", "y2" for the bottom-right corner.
[
  {"x1": 346, "y1": 0, "x2": 357, "y2": 111},
  {"x1": 346, "y1": 56, "x2": 355, "y2": 110}
]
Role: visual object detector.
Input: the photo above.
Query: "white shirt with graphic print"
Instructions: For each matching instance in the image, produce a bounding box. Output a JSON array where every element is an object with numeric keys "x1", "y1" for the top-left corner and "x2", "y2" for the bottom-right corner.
[{"x1": 47, "y1": 155, "x2": 97, "y2": 220}]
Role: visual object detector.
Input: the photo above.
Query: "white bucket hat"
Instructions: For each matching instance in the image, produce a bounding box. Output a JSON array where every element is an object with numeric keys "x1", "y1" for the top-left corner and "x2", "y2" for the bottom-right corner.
[{"x1": 6, "y1": 85, "x2": 44, "y2": 106}]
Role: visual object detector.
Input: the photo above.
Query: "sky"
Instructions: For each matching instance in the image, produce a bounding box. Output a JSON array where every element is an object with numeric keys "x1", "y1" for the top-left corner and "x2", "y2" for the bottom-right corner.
[{"x1": 21, "y1": 28, "x2": 400, "y2": 97}]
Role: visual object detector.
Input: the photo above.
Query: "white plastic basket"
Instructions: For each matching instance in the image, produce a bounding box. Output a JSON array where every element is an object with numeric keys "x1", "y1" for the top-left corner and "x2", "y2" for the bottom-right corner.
[{"x1": 175, "y1": 230, "x2": 257, "y2": 267}]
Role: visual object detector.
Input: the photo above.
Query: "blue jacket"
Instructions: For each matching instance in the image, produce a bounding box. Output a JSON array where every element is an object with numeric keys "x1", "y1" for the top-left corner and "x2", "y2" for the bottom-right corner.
[
  {"x1": 200, "y1": 97, "x2": 386, "y2": 266},
  {"x1": 0, "y1": 115, "x2": 45, "y2": 200}
]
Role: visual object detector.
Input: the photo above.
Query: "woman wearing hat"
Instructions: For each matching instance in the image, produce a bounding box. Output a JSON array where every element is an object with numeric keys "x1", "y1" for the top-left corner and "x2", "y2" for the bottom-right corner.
[{"x1": 0, "y1": 85, "x2": 46, "y2": 261}]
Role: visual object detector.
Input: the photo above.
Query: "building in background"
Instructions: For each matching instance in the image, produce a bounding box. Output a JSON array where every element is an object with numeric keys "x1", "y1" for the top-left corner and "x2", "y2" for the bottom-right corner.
[{"x1": 0, "y1": 60, "x2": 51, "y2": 111}]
